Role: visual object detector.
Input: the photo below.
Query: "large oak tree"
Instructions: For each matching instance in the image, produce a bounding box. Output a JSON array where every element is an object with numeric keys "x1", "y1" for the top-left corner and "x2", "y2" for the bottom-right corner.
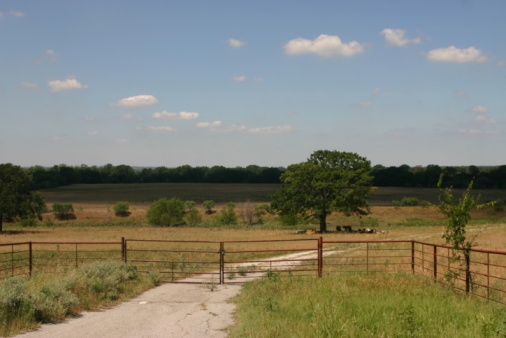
[
  {"x1": 271, "y1": 150, "x2": 375, "y2": 232},
  {"x1": 0, "y1": 163, "x2": 46, "y2": 232}
]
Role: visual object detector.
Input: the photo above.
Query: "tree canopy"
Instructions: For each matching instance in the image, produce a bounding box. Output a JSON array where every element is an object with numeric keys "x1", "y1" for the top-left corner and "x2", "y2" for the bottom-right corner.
[
  {"x1": 270, "y1": 150, "x2": 375, "y2": 232},
  {"x1": 0, "y1": 163, "x2": 46, "y2": 232}
]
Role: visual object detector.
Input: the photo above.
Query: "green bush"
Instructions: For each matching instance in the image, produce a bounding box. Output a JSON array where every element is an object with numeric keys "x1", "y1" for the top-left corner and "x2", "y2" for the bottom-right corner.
[
  {"x1": 30, "y1": 282, "x2": 79, "y2": 322},
  {"x1": 203, "y1": 200, "x2": 215, "y2": 214},
  {"x1": 147, "y1": 198, "x2": 185, "y2": 226},
  {"x1": 52, "y1": 203, "x2": 76, "y2": 220},
  {"x1": 212, "y1": 202, "x2": 237, "y2": 225},
  {"x1": 113, "y1": 201, "x2": 131, "y2": 217},
  {"x1": 184, "y1": 208, "x2": 202, "y2": 226},
  {"x1": 19, "y1": 217, "x2": 38, "y2": 227},
  {"x1": 392, "y1": 197, "x2": 430, "y2": 207}
]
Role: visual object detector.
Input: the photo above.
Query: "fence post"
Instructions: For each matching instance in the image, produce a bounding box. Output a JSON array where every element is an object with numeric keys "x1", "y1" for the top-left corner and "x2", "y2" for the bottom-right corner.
[
  {"x1": 411, "y1": 241, "x2": 415, "y2": 274},
  {"x1": 366, "y1": 242, "x2": 369, "y2": 274},
  {"x1": 121, "y1": 237, "x2": 126, "y2": 262},
  {"x1": 123, "y1": 239, "x2": 128, "y2": 263},
  {"x1": 465, "y1": 248, "x2": 471, "y2": 294},
  {"x1": 219, "y1": 242, "x2": 225, "y2": 284},
  {"x1": 433, "y1": 245, "x2": 437, "y2": 280},
  {"x1": 487, "y1": 252, "x2": 490, "y2": 301},
  {"x1": 318, "y1": 237, "x2": 323, "y2": 277},
  {"x1": 75, "y1": 243, "x2": 78, "y2": 268},
  {"x1": 29, "y1": 242, "x2": 33, "y2": 277}
]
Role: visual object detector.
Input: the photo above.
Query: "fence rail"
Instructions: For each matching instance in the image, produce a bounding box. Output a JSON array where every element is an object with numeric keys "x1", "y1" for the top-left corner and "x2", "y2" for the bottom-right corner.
[{"x1": 1, "y1": 238, "x2": 505, "y2": 304}]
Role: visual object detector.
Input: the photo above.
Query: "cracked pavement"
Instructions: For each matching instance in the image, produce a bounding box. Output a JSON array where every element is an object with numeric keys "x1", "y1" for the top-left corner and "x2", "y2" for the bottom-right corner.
[{"x1": 18, "y1": 282, "x2": 242, "y2": 338}]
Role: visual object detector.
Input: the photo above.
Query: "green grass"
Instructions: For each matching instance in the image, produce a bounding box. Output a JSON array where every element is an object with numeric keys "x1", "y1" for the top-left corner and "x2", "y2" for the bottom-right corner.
[{"x1": 229, "y1": 273, "x2": 506, "y2": 338}]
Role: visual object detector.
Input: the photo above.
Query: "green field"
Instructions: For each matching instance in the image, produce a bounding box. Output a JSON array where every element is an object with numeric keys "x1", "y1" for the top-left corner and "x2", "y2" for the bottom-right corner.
[{"x1": 39, "y1": 183, "x2": 506, "y2": 206}]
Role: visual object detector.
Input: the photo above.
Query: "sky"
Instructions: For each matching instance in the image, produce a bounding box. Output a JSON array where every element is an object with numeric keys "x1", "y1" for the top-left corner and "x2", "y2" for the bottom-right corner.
[{"x1": 1, "y1": 0, "x2": 505, "y2": 168}]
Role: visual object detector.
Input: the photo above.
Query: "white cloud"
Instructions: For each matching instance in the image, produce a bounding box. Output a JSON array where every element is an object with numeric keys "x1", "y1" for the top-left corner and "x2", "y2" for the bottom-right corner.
[
  {"x1": 111, "y1": 94, "x2": 159, "y2": 108},
  {"x1": 232, "y1": 75, "x2": 247, "y2": 82},
  {"x1": 85, "y1": 116, "x2": 96, "y2": 121},
  {"x1": 228, "y1": 38, "x2": 246, "y2": 48},
  {"x1": 145, "y1": 126, "x2": 176, "y2": 132},
  {"x1": 47, "y1": 76, "x2": 88, "y2": 92},
  {"x1": 459, "y1": 129, "x2": 482, "y2": 135},
  {"x1": 152, "y1": 111, "x2": 199, "y2": 120},
  {"x1": 454, "y1": 90, "x2": 467, "y2": 97},
  {"x1": 248, "y1": 125, "x2": 296, "y2": 134},
  {"x1": 88, "y1": 131, "x2": 98, "y2": 136},
  {"x1": 372, "y1": 88, "x2": 389, "y2": 94},
  {"x1": 475, "y1": 115, "x2": 496, "y2": 124},
  {"x1": 117, "y1": 139, "x2": 128, "y2": 143},
  {"x1": 197, "y1": 121, "x2": 296, "y2": 134},
  {"x1": 498, "y1": 60, "x2": 506, "y2": 67},
  {"x1": 121, "y1": 113, "x2": 135, "y2": 120},
  {"x1": 426, "y1": 46, "x2": 488, "y2": 63},
  {"x1": 356, "y1": 101, "x2": 372, "y2": 107},
  {"x1": 469, "y1": 105, "x2": 488, "y2": 113},
  {"x1": 20, "y1": 82, "x2": 39, "y2": 89},
  {"x1": 9, "y1": 10, "x2": 24, "y2": 17},
  {"x1": 284, "y1": 34, "x2": 364, "y2": 57},
  {"x1": 380, "y1": 29, "x2": 421, "y2": 47}
]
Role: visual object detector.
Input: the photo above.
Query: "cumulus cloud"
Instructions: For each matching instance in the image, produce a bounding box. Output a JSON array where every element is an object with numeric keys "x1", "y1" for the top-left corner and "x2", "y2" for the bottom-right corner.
[
  {"x1": 498, "y1": 60, "x2": 506, "y2": 67},
  {"x1": 197, "y1": 121, "x2": 296, "y2": 134},
  {"x1": 152, "y1": 111, "x2": 199, "y2": 120},
  {"x1": 20, "y1": 82, "x2": 38, "y2": 89},
  {"x1": 426, "y1": 46, "x2": 488, "y2": 63},
  {"x1": 380, "y1": 29, "x2": 421, "y2": 47},
  {"x1": 232, "y1": 76, "x2": 247, "y2": 82},
  {"x1": 475, "y1": 115, "x2": 496, "y2": 124},
  {"x1": 121, "y1": 113, "x2": 135, "y2": 120},
  {"x1": 228, "y1": 38, "x2": 246, "y2": 48},
  {"x1": 454, "y1": 90, "x2": 467, "y2": 97},
  {"x1": 284, "y1": 34, "x2": 364, "y2": 57},
  {"x1": 9, "y1": 10, "x2": 24, "y2": 17},
  {"x1": 88, "y1": 131, "x2": 98, "y2": 136},
  {"x1": 143, "y1": 126, "x2": 176, "y2": 132},
  {"x1": 469, "y1": 105, "x2": 488, "y2": 113},
  {"x1": 111, "y1": 94, "x2": 159, "y2": 108},
  {"x1": 372, "y1": 87, "x2": 389, "y2": 95},
  {"x1": 47, "y1": 76, "x2": 88, "y2": 92}
]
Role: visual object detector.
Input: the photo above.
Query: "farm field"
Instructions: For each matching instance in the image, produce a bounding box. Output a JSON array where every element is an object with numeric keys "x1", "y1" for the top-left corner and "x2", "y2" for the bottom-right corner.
[{"x1": 39, "y1": 183, "x2": 506, "y2": 206}]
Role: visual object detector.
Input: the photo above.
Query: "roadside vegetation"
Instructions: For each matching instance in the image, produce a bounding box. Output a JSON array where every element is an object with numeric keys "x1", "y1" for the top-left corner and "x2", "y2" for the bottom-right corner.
[
  {"x1": 0, "y1": 260, "x2": 160, "y2": 337},
  {"x1": 229, "y1": 273, "x2": 505, "y2": 337}
]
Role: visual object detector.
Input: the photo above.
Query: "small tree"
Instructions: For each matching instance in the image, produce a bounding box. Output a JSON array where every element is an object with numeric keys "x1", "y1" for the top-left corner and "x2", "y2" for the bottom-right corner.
[
  {"x1": 52, "y1": 203, "x2": 76, "y2": 220},
  {"x1": 0, "y1": 164, "x2": 46, "y2": 232},
  {"x1": 203, "y1": 200, "x2": 215, "y2": 214},
  {"x1": 147, "y1": 198, "x2": 185, "y2": 226},
  {"x1": 437, "y1": 175, "x2": 495, "y2": 292},
  {"x1": 113, "y1": 201, "x2": 130, "y2": 217},
  {"x1": 184, "y1": 208, "x2": 202, "y2": 226}
]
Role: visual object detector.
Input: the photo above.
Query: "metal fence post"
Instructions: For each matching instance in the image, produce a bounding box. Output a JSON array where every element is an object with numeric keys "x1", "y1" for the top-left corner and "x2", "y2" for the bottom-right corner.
[
  {"x1": 318, "y1": 237, "x2": 323, "y2": 277},
  {"x1": 411, "y1": 241, "x2": 415, "y2": 274},
  {"x1": 29, "y1": 242, "x2": 33, "y2": 277},
  {"x1": 487, "y1": 252, "x2": 490, "y2": 301},
  {"x1": 433, "y1": 245, "x2": 437, "y2": 280},
  {"x1": 219, "y1": 242, "x2": 225, "y2": 284},
  {"x1": 121, "y1": 237, "x2": 126, "y2": 262},
  {"x1": 124, "y1": 239, "x2": 128, "y2": 263}
]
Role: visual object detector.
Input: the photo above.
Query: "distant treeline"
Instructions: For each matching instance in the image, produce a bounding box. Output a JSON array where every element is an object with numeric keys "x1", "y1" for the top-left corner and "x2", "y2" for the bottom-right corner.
[{"x1": 23, "y1": 163, "x2": 506, "y2": 190}]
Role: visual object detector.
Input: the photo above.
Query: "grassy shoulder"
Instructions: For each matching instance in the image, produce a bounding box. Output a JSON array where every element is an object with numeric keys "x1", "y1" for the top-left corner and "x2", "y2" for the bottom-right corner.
[
  {"x1": 229, "y1": 273, "x2": 506, "y2": 338},
  {"x1": 0, "y1": 261, "x2": 160, "y2": 337}
]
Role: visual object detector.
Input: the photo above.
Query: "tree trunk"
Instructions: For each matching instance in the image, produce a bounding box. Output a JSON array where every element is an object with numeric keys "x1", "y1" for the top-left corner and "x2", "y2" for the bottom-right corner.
[
  {"x1": 319, "y1": 213, "x2": 327, "y2": 233},
  {"x1": 464, "y1": 248, "x2": 471, "y2": 293},
  {"x1": 0, "y1": 214, "x2": 3, "y2": 233}
]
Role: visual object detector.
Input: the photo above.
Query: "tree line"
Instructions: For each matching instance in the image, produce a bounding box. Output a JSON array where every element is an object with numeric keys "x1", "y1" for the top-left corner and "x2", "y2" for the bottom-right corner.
[{"x1": 20, "y1": 163, "x2": 506, "y2": 190}]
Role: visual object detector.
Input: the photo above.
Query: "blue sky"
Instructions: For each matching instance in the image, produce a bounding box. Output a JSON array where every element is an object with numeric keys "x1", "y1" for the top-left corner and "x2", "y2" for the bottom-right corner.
[{"x1": 1, "y1": 0, "x2": 505, "y2": 168}]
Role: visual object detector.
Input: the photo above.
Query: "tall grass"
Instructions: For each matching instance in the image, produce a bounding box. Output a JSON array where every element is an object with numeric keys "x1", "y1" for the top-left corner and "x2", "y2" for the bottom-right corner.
[
  {"x1": 229, "y1": 273, "x2": 506, "y2": 337},
  {"x1": 0, "y1": 260, "x2": 159, "y2": 337}
]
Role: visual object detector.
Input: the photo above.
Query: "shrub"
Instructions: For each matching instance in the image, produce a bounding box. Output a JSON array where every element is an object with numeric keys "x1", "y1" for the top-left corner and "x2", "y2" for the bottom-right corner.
[
  {"x1": 52, "y1": 203, "x2": 76, "y2": 220},
  {"x1": 113, "y1": 201, "x2": 131, "y2": 217},
  {"x1": 30, "y1": 282, "x2": 79, "y2": 322},
  {"x1": 212, "y1": 202, "x2": 237, "y2": 226},
  {"x1": 392, "y1": 197, "x2": 430, "y2": 207},
  {"x1": 184, "y1": 200, "x2": 197, "y2": 211},
  {"x1": 203, "y1": 200, "x2": 215, "y2": 214},
  {"x1": 147, "y1": 198, "x2": 185, "y2": 226},
  {"x1": 19, "y1": 217, "x2": 38, "y2": 227},
  {"x1": 184, "y1": 208, "x2": 202, "y2": 226}
]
